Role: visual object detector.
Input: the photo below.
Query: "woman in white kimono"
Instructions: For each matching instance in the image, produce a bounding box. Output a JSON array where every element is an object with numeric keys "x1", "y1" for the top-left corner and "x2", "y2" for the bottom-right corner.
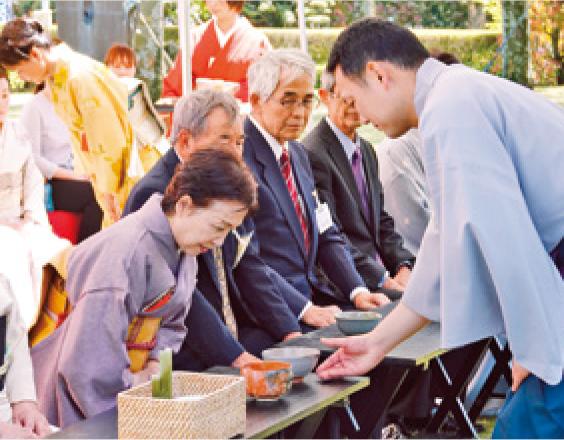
[
  {"x1": 0, "y1": 67, "x2": 69, "y2": 330},
  {"x1": 0, "y1": 274, "x2": 51, "y2": 438},
  {"x1": 31, "y1": 148, "x2": 258, "y2": 428}
]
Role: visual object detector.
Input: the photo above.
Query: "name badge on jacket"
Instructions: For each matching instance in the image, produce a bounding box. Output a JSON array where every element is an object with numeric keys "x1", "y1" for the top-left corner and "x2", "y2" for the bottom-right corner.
[{"x1": 313, "y1": 191, "x2": 333, "y2": 234}]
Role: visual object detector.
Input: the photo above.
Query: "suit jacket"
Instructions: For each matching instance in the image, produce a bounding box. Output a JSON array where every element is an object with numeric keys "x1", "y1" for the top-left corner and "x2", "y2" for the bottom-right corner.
[
  {"x1": 303, "y1": 118, "x2": 414, "y2": 291},
  {"x1": 123, "y1": 148, "x2": 301, "y2": 366},
  {"x1": 242, "y1": 118, "x2": 365, "y2": 307}
]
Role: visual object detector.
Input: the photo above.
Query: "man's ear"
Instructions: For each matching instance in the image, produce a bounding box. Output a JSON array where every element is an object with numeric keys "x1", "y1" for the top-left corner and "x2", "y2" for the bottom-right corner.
[
  {"x1": 175, "y1": 130, "x2": 193, "y2": 161},
  {"x1": 175, "y1": 194, "x2": 193, "y2": 215},
  {"x1": 318, "y1": 88, "x2": 331, "y2": 107},
  {"x1": 249, "y1": 93, "x2": 263, "y2": 116},
  {"x1": 365, "y1": 61, "x2": 389, "y2": 90}
]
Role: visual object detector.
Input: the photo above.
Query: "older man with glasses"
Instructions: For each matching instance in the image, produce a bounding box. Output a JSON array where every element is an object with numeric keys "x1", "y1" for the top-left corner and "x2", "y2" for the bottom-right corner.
[
  {"x1": 243, "y1": 49, "x2": 391, "y2": 331},
  {"x1": 303, "y1": 69, "x2": 414, "y2": 298}
]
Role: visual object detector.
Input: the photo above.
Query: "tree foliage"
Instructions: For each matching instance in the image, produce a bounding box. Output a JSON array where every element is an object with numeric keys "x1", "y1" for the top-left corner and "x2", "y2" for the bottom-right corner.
[{"x1": 529, "y1": 1, "x2": 564, "y2": 85}]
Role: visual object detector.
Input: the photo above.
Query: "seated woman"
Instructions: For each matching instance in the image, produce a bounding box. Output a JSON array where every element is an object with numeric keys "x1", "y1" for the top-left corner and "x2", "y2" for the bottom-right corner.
[
  {"x1": 0, "y1": 66, "x2": 69, "y2": 329},
  {"x1": 162, "y1": 1, "x2": 271, "y2": 103},
  {"x1": 0, "y1": 18, "x2": 136, "y2": 225},
  {"x1": 31, "y1": 148, "x2": 258, "y2": 428},
  {"x1": 19, "y1": 79, "x2": 103, "y2": 243}
]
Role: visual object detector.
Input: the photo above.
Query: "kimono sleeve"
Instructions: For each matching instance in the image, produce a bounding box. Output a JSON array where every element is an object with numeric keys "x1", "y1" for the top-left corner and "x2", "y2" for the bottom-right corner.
[
  {"x1": 1, "y1": 276, "x2": 37, "y2": 404},
  {"x1": 71, "y1": 74, "x2": 131, "y2": 195},
  {"x1": 56, "y1": 289, "x2": 133, "y2": 419},
  {"x1": 404, "y1": 101, "x2": 564, "y2": 384}
]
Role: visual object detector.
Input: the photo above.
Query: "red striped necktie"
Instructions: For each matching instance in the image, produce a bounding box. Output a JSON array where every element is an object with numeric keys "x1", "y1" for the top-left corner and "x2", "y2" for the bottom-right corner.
[{"x1": 279, "y1": 148, "x2": 310, "y2": 252}]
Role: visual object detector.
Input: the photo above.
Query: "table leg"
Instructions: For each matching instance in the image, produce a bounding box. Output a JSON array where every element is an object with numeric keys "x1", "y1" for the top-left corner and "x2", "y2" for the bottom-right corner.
[
  {"x1": 366, "y1": 367, "x2": 411, "y2": 438},
  {"x1": 468, "y1": 338, "x2": 511, "y2": 421},
  {"x1": 426, "y1": 339, "x2": 491, "y2": 438},
  {"x1": 291, "y1": 407, "x2": 329, "y2": 439}
]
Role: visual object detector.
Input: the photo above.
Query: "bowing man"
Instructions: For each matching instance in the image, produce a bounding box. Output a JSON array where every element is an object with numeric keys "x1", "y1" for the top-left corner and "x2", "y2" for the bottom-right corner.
[{"x1": 316, "y1": 18, "x2": 564, "y2": 440}]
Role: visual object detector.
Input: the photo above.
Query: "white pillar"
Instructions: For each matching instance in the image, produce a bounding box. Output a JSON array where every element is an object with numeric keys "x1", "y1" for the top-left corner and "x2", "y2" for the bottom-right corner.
[
  {"x1": 177, "y1": 0, "x2": 192, "y2": 94},
  {"x1": 297, "y1": 0, "x2": 307, "y2": 53}
]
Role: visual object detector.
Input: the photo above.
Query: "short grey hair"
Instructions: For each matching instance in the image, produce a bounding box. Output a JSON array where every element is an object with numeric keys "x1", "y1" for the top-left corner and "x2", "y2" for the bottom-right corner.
[
  {"x1": 248, "y1": 49, "x2": 316, "y2": 101},
  {"x1": 170, "y1": 89, "x2": 239, "y2": 145},
  {"x1": 320, "y1": 69, "x2": 335, "y2": 92}
]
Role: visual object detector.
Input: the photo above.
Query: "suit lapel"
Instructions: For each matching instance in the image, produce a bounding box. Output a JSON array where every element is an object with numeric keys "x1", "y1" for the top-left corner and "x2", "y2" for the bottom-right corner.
[
  {"x1": 361, "y1": 139, "x2": 381, "y2": 235},
  {"x1": 247, "y1": 120, "x2": 308, "y2": 258},
  {"x1": 321, "y1": 119, "x2": 370, "y2": 227}
]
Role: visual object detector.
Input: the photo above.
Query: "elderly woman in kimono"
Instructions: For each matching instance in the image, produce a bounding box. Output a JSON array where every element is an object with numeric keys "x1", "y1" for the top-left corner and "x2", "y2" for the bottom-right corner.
[
  {"x1": 0, "y1": 66, "x2": 69, "y2": 330},
  {"x1": 162, "y1": 1, "x2": 271, "y2": 102},
  {"x1": 31, "y1": 147, "x2": 258, "y2": 428},
  {"x1": 316, "y1": 19, "x2": 564, "y2": 439},
  {"x1": 0, "y1": 275, "x2": 51, "y2": 438},
  {"x1": 0, "y1": 18, "x2": 135, "y2": 225}
]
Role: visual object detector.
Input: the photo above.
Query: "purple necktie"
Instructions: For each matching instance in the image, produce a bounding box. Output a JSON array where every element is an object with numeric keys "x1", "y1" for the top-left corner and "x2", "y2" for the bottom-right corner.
[
  {"x1": 352, "y1": 146, "x2": 383, "y2": 266},
  {"x1": 351, "y1": 146, "x2": 370, "y2": 219}
]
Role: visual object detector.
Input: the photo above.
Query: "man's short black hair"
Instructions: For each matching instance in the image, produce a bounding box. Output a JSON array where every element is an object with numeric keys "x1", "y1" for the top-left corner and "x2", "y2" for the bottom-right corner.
[{"x1": 327, "y1": 18, "x2": 430, "y2": 79}]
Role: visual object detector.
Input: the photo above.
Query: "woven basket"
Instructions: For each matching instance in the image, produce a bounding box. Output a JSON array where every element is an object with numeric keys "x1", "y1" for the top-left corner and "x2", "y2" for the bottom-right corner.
[{"x1": 118, "y1": 372, "x2": 246, "y2": 439}]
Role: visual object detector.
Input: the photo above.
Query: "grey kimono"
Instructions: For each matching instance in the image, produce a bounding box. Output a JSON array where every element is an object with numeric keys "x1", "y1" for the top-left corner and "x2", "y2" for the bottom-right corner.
[
  {"x1": 402, "y1": 59, "x2": 564, "y2": 386},
  {"x1": 31, "y1": 195, "x2": 197, "y2": 427}
]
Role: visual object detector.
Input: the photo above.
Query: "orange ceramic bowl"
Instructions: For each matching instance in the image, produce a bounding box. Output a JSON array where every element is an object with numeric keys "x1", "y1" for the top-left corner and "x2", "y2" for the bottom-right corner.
[{"x1": 241, "y1": 361, "x2": 293, "y2": 401}]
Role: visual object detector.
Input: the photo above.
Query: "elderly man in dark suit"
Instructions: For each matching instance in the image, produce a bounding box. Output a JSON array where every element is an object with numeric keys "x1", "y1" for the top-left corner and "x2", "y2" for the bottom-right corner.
[
  {"x1": 243, "y1": 49, "x2": 390, "y2": 326},
  {"x1": 123, "y1": 90, "x2": 302, "y2": 371},
  {"x1": 303, "y1": 69, "x2": 414, "y2": 295}
]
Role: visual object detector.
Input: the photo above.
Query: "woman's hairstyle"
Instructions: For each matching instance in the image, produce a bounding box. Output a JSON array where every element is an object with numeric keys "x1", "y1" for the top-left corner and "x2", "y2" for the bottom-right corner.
[
  {"x1": 227, "y1": 1, "x2": 246, "y2": 14},
  {"x1": 162, "y1": 147, "x2": 258, "y2": 215},
  {"x1": 105, "y1": 43, "x2": 136, "y2": 68},
  {"x1": 0, "y1": 18, "x2": 52, "y2": 67}
]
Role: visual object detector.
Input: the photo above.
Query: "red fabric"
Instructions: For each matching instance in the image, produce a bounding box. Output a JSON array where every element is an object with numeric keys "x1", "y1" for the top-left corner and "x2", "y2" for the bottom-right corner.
[
  {"x1": 48, "y1": 211, "x2": 83, "y2": 245},
  {"x1": 162, "y1": 19, "x2": 271, "y2": 102},
  {"x1": 279, "y1": 148, "x2": 310, "y2": 253}
]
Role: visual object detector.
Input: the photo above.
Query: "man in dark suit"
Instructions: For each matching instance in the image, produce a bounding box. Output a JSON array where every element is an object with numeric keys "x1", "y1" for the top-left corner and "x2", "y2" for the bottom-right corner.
[
  {"x1": 123, "y1": 90, "x2": 302, "y2": 371},
  {"x1": 243, "y1": 49, "x2": 390, "y2": 330},
  {"x1": 303, "y1": 69, "x2": 414, "y2": 295}
]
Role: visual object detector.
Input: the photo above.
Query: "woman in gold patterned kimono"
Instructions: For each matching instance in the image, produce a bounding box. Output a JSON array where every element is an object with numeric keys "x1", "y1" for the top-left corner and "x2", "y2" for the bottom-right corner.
[{"x1": 0, "y1": 18, "x2": 134, "y2": 225}]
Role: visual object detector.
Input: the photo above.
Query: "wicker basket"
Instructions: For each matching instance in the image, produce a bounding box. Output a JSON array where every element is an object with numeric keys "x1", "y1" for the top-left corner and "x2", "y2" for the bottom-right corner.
[{"x1": 118, "y1": 372, "x2": 246, "y2": 439}]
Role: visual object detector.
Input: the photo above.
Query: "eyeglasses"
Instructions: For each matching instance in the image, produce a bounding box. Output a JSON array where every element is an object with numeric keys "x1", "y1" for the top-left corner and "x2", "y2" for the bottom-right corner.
[
  {"x1": 269, "y1": 94, "x2": 320, "y2": 111},
  {"x1": 329, "y1": 92, "x2": 355, "y2": 107}
]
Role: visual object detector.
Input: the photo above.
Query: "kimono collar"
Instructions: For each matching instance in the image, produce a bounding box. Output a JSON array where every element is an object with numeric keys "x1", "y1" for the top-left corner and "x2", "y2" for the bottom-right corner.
[
  {"x1": 414, "y1": 58, "x2": 447, "y2": 120},
  {"x1": 213, "y1": 15, "x2": 243, "y2": 48},
  {"x1": 49, "y1": 43, "x2": 75, "y2": 92},
  {"x1": 138, "y1": 194, "x2": 178, "y2": 252}
]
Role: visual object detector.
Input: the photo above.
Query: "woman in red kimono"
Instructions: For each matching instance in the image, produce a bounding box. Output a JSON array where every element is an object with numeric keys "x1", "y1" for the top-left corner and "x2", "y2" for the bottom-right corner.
[{"x1": 162, "y1": 1, "x2": 271, "y2": 103}]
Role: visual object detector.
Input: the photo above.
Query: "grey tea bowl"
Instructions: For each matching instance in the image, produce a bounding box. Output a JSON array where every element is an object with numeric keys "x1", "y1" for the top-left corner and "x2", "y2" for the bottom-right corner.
[
  {"x1": 335, "y1": 311, "x2": 383, "y2": 336},
  {"x1": 261, "y1": 346, "x2": 321, "y2": 381}
]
